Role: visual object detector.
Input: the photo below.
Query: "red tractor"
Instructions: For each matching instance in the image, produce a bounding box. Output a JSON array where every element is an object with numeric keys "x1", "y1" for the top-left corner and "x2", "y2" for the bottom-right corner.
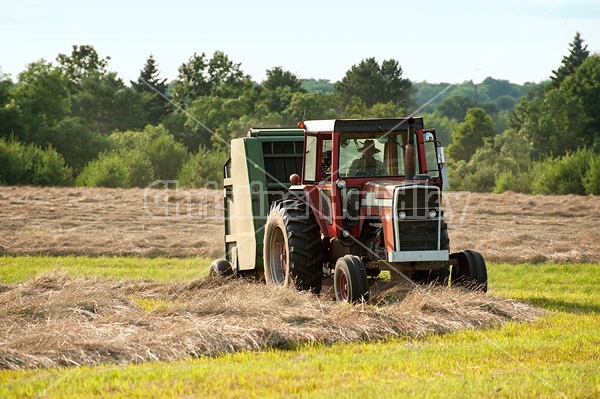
[{"x1": 211, "y1": 118, "x2": 487, "y2": 302}]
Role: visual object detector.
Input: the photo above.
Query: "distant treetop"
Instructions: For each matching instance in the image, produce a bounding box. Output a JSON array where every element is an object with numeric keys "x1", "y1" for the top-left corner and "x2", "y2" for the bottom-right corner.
[{"x1": 550, "y1": 32, "x2": 589, "y2": 89}]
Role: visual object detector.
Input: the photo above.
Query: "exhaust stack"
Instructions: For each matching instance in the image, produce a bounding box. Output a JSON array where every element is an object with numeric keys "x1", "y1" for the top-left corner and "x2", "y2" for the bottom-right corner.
[{"x1": 404, "y1": 118, "x2": 416, "y2": 180}]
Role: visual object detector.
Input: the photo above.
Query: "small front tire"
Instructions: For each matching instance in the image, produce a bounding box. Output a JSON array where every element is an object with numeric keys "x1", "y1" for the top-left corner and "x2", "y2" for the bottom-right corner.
[
  {"x1": 450, "y1": 250, "x2": 487, "y2": 292},
  {"x1": 334, "y1": 255, "x2": 369, "y2": 303}
]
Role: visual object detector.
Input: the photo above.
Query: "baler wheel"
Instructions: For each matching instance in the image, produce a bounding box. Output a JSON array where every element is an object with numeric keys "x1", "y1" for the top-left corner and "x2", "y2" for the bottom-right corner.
[
  {"x1": 334, "y1": 255, "x2": 369, "y2": 303},
  {"x1": 209, "y1": 259, "x2": 233, "y2": 277}
]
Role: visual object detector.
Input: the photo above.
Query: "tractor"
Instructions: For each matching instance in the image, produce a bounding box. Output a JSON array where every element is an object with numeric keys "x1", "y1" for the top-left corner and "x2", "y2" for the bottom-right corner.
[{"x1": 210, "y1": 118, "x2": 487, "y2": 302}]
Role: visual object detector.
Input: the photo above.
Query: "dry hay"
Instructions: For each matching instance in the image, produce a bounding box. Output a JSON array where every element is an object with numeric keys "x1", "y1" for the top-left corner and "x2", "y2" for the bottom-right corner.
[
  {"x1": 0, "y1": 186, "x2": 223, "y2": 259},
  {"x1": 1, "y1": 186, "x2": 598, "y2": 263},
  {"x1": 0, "y1": 273, "x2": 544, "y2": 370},
  {"x1": 448, "y1": 192, "x2": 600, "y2": 264}
]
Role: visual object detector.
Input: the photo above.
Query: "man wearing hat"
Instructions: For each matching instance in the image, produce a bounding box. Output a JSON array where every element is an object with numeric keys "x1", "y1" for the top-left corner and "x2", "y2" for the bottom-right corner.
[{"x1": 347, "y1": 139, "x2": 387, "y2": 176}]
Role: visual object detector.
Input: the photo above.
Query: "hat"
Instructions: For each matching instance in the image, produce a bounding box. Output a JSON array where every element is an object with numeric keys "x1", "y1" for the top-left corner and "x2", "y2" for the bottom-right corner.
[{"x1": 358, "y1": 139, "x2": 380, "y2": 153}]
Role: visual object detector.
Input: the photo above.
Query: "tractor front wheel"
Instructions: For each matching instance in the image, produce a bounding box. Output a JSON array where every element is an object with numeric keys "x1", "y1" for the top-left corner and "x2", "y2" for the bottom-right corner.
[
  {"x1": 450, "y1": 250, "x2": 487, "y2": 292},
  {"x1": 263, "y1": 200, "x2": 323, "y2": 294},
  {"x1": 334, "y1": 255, "x2": 369, "y2": 303}
]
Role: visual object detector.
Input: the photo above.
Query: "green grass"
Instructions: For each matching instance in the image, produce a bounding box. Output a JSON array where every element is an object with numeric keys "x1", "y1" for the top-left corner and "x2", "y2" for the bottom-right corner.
[
  {"x1": 1, "y1": 259, "x2": 599, "y2": 398},
  {"x1": 489, "y1": 263, "x2": 600, "y2": 313},
  {"x1": 0, "y1": 255, "x2": 210, "y2": 283}
]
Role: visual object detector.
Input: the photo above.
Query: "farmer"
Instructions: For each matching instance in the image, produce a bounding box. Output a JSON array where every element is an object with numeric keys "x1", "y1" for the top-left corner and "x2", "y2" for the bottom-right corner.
[{"x1": 346, "y1": 139, "x2": 387, "y2": 176}]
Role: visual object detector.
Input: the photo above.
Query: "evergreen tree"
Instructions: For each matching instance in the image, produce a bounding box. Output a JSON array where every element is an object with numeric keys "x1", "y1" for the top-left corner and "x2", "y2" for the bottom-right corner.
[
  {"x1": 131, "y1": 54, "x2": 170, "y2": 125},
  {"x1": 560, "y1": 54, "x2": 600, "y2": 150},
  {"x1": 549, "y1": 32, "x2": 589, "y2": 89}
]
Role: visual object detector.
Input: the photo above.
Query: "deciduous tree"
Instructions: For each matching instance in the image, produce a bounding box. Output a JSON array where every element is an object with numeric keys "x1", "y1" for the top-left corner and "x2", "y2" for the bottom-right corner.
[
  {"x1": 447, "y1": 108, "x2": 496, "y2": 162},
  {"x1": 263, "y1": 67, "x2": 304, "y2": 92},
  {"x1": 0, "y1": 70, "x2": 22, "y2": 138},
  {"x1": 57, "y1": 45, "x2": 111, "y2": 90},
  {"x1": 171, "y1": 51, "x2": 251, "y2": 107},
  {"x1": 72, "y1": 71, "x2": 146, "y2": 134},
  {"x1": 335, "y1": 57, "x2": 412, "y2": 110},
  {"x1": 9, "y1": 60, "x2": 71, "y2": 143}
]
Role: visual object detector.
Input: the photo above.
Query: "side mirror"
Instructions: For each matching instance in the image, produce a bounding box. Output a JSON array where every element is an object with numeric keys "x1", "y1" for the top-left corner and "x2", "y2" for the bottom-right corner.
[{"x1": 437, "y1": 146, "x2": 446, "y2": 166}]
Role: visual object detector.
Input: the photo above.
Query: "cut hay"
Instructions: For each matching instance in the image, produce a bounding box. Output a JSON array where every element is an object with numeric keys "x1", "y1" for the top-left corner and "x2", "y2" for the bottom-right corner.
[
  {"x1": 1, "y1": 187, "x2": 599, "y2": 263},
  {"x1": 0, "y1": 273, "x2": 545, "y2": 370}
]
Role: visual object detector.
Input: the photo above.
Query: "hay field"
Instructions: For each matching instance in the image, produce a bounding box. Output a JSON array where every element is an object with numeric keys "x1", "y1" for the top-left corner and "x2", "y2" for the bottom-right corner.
[
  {"x1": 0, "y1": 186, "x2": 596, "y2": 371},
  {"x1": 0, "y1": 186, "x2": 598, "y2": 263}
]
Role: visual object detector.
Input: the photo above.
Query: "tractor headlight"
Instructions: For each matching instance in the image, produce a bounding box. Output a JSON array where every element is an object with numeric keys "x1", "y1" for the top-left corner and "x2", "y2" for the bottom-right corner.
[
  {"x1": 398, "y1": 211, "x2": 407, "y2": 220},
  {"x1": 336, "y1": 179, "x2": 347, "y2": 189},
  {"x1": 428, "y1": 209, "x2": 437, "y2": 219}
]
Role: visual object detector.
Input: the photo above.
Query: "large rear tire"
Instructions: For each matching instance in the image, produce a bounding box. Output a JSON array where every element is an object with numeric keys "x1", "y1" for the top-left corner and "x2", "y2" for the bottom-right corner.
[
  {"x1": 450, "y1": 250, "x2": 487, "y2": 292},
  {"x1": 263, "y1": 200, "x2": 323, "y2": 294},
  {"x1": 334, "y1": 255, "x2": 369, "y2": 303}
]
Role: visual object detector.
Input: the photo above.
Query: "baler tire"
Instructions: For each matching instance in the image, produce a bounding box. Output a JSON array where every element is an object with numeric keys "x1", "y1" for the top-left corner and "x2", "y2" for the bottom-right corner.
[
  {"x1": 209, "y1": 259, "x2": 233, "y2": 277},
  {"x1": 263, "y1": 200, "x2": 323, "y2": 294},
  {"x1": 334, "y1": 255, "x2": 369, "y2": 303}
]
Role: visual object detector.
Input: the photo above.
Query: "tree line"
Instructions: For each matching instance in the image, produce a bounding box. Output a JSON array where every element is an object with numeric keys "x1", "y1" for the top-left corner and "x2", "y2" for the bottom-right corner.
[
  {"x1": 447, "y1": 32, "x2": 600, "y2": 195},
  {"x1": 1, "y1": 33, "x2": 596, "y2": 194}
]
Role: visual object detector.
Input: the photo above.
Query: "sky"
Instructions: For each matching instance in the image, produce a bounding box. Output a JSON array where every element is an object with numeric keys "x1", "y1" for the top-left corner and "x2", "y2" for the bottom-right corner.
[{"x1": 1, "y1": 0, "x2": 600, "y2": 85}]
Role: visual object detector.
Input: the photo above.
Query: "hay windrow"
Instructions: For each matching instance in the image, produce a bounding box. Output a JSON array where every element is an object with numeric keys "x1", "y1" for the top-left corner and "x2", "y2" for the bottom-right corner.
[{"x1": 0, "y1": 273, "x2": 545, "y2": 370}]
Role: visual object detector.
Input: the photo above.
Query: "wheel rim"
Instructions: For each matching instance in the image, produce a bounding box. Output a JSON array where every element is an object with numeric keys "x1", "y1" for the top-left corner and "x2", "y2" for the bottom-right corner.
[
  {"x1": 268, "y1": 226, "x2": 288, "y2": 284},
  {"x1": 338, "y1": 271, "x2": 349, "y2": 301}
]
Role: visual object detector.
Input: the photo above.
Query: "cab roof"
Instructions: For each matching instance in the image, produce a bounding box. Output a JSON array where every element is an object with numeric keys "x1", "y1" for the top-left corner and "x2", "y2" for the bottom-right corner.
[{"x1": 302, "y1": 118, "x2": 424, "y2": 133}]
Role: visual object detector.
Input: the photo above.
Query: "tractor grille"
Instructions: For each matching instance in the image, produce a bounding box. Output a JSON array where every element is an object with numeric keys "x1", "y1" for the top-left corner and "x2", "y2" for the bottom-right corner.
[
  {"x1": 394, "y1": 186, "x2": 441, "y2": 252},
  {"x1": 397, "y1": 220, "x2": 440, "y2": 251}
]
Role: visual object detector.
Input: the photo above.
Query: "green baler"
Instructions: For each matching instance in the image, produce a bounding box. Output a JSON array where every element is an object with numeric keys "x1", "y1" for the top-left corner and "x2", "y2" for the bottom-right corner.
[{"x1": 221, "y1": 128, "x2": 304, "y2": 276}]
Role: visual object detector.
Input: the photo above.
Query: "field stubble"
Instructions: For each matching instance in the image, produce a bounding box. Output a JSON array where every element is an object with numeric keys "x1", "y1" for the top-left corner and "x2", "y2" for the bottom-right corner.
[{"x1": 0, "y1": 186, "x2": 597, "y2": 263}]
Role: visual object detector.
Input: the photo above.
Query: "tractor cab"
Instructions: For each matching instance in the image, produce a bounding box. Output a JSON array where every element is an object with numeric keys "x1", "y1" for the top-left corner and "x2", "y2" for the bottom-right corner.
[
  {"x1": 299, "y1": 117, "x2": 444, "y2": 184},
  {"x1": 297, "y1": 118, "x2": 446, "y2": 242}
]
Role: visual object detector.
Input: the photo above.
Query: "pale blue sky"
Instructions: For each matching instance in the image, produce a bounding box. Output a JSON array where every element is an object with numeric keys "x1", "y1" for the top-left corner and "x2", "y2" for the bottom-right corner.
[{"x1": 1, "y1": 0, "x2": 599, "y2": 84}]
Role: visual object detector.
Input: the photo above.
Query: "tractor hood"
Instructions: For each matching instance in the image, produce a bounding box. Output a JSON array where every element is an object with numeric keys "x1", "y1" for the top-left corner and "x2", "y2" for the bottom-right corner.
[
  {"x1": 364, "y1": 180, "x2": 413, "y2": 199},
  {"x1": 362, "y1": 180, "x2": 430, "y2": 208}
]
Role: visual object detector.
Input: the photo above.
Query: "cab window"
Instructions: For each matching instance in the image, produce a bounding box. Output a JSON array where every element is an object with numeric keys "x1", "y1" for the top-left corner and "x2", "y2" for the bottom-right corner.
[{"x1": 304, "y1": 135, "x2": 317, "y2": 181}]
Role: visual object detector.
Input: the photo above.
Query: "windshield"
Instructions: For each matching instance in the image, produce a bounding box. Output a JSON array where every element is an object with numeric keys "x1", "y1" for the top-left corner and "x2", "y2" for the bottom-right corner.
[{"x1": 338, "y1": 132, "x2": 414, "y2": 178}]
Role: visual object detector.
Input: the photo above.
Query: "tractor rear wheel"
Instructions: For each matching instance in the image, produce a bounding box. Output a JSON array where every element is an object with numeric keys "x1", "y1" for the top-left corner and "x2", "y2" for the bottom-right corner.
[
  {"x1": 209, "y1": 259, "x2": 233, "y2": 277},
  {"x1": 334, "y1": 255, "x2": 369, "y2": 303},
  {"x1": 450, "y1": 250, "x2": 487, "y2": 292},
  {"x1": 263, "y1": 200, "x2": 323, "y2": 294}
]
